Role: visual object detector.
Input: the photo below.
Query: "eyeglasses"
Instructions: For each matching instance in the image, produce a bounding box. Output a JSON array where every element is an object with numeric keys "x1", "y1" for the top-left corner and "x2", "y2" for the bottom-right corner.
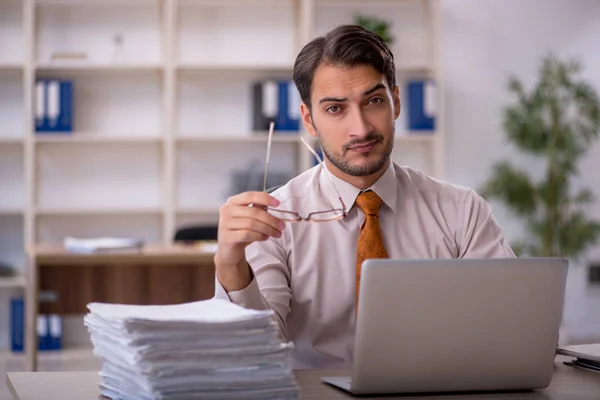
[{"x1": 261, "y1": 122, "x2": 347, "y2": 222}]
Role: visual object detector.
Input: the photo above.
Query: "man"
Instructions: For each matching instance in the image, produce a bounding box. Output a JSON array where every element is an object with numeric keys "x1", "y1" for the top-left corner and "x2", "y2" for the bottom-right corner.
[{"x1": 213, "y1": 25, "x2": 515, "y2": 369}]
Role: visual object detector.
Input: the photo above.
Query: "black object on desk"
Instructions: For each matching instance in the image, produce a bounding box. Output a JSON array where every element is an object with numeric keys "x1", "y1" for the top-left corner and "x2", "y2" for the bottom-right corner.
[{"x1": 174, "y1": 225, "x2": 219, "y2": 243}]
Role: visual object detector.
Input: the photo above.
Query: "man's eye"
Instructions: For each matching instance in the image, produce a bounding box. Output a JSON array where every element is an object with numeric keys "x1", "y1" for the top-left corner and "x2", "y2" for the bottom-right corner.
[
  {"x1": 326, "y1": 105, "x2": 342, "y2": 113},
  {"x1": 369, "y1": 97, "x2": 383, "y2": 105}
]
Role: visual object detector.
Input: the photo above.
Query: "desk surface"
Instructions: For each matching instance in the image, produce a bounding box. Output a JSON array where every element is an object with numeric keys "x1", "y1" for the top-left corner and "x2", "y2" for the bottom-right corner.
[
  {"x1": 6, "y1": 359, "x2": 600, "y2": 400},
  {"x1": 30, "y1": 242, "x2": 216, "y2": 264}
]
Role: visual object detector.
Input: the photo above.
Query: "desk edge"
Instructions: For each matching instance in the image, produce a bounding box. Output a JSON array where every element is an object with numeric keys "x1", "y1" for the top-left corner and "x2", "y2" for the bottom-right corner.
[{"x1": 6, "y1": 373, "x2": 22, "y2": 400}]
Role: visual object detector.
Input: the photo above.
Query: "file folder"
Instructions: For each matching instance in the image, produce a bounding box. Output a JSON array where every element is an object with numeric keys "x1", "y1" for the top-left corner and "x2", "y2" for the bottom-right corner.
[
  {"x1": 37, "y1": 315, "x2": 50, "y2": 351},
  {"x1": 252, "y1": 79, "x2": 278, "y2": 131},
  {"x1": 252, "y1": 79, "x2": 301, "y2": 132},
  {"x1": 10, "y1": 296, "x2": 63, "y2": 352},
  {"x1": 275, "y1": 80, "x2": 301, "y2": 132},
  {"x1": 48, "y1": 314, "x2": 63, "y2": 350},
  {"x1": 407, "y1": 79, "x2": 436, "y2": 131},
  {"x1": 10, "y1": 297, "x2": 24, "y2": 352},
  {"x1": 35, "y1": 79, "x2": 73, "y2": 133}
]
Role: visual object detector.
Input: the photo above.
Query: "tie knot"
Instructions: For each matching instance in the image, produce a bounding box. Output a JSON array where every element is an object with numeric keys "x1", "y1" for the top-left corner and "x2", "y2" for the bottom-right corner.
[{"x1": 355, "y1": 190, "x2": 383, "y2": 216}]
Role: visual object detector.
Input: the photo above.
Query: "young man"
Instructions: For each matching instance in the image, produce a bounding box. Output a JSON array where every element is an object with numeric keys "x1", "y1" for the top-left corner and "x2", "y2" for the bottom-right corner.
[{"x1": 213, "y1": 25, "x2": 515, "y2": 369}]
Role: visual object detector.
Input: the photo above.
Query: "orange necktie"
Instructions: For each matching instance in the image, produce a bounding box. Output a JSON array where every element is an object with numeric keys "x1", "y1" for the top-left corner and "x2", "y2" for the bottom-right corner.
[{"x1": 355, "y1": 190, "x2": 388, "y2": 309}]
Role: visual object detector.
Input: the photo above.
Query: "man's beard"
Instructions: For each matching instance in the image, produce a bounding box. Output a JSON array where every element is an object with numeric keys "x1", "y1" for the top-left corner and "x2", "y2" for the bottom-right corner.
[{"x1": 316, "y1": 127, "x2": 394, "y2": 177}]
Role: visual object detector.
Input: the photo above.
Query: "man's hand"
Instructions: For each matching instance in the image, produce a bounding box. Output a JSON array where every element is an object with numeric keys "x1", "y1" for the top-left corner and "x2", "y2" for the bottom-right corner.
[{"x1": 214, "y1": 191, "x2": 285, "y2": 292}]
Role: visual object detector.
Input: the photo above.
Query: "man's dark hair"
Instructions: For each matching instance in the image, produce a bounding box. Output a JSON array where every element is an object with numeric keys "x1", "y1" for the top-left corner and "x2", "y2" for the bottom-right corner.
[{"x1": 293, "y1": 24, "x2": 396, "y2": 110}]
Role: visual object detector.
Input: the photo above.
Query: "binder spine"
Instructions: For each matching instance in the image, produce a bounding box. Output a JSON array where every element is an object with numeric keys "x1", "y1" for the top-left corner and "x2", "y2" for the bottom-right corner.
[
  {"x1": 35, "y1": 81, "x2": 46, "y2": 131},
  {"x1": 49, "y1": 314, "x2": 63, "y2": 350},
  {"x1": 59, "y1": 81, "x2": 73, "y2": 132},
  {"x1": 35, "y1": 79, "x2": 73, "y2": 134},
  {"x1": 275, "y1": 80, "x2": 300, "y2": 132},
  {"x1": 47, "y1": 80, "x2": 60, "y2": 129},
  {"x1": 10, "y1": 297, "x2": 24, "y2": 352},
  {"x1": 407, "y1": 79, "x2": 436, "y2": 132}
]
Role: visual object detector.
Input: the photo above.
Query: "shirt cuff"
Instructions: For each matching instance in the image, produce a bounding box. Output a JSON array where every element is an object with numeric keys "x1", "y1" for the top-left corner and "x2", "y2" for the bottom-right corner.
[{"x1": 213, "y1": 276, "x2": 266, "y2": 310}]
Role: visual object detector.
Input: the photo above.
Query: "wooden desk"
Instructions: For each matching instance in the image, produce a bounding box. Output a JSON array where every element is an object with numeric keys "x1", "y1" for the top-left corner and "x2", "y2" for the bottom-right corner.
[
  {"x1": 6, "y1": 359, "x2": 600, "y2": 400},
  {"x1": 25, "y1": 243, "x2": 216, "y2": 372}
]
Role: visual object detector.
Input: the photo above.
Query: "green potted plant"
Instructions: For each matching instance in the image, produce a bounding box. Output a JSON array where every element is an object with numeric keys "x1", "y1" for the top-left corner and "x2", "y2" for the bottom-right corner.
[
  {"x1": 355, "y1": 15, "x2": 393, "y2": 44},
  {"x1": 479, "y1": 53, "x2": 600, "y2": 259}
]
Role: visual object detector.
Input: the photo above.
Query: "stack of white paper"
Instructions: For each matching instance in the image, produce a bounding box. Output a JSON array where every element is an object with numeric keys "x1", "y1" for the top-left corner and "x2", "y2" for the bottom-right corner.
[
  {"x1": 84, "y1": 299, "x2": 299, "y2": 399},
  {"x1": 64, "y1": 236, "x2": 144, "y2": 254}
]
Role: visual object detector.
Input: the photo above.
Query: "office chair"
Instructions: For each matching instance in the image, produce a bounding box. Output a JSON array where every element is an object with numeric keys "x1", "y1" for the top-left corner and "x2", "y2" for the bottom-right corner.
[
  {"x1": 174, "y1": 187, "x2": 282, "y2": 243},
  {"x1": 174, "y1": 225, "x2": 219, "y2": 243}
]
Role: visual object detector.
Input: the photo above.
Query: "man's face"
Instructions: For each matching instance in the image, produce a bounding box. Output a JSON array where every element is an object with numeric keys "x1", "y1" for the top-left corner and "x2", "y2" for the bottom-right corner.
[{"x1": 301, "y1": 63, "x2": 400, "y2": 177}]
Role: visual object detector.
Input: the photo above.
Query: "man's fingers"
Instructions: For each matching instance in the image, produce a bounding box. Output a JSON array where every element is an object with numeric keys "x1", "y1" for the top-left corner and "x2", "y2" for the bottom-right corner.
[
  {"x1": 224, "y1": 230, "x2": 269, "y2": 245},
  {"x1": 221, "y1": 216, "x2": 283, "y2": 239},
  {"x1": 226, "y1": 191, "x2": 280, "y2": 208},
  {"x1": 224, "y1": 205, "x2": 285, "y2": 232}
]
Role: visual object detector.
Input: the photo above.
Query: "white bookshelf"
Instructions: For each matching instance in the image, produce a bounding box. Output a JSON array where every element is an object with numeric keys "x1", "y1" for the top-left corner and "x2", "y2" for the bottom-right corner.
[
  {"x1": 0, "y1": 0, "x2": 25, "y2": 66},
  {"x1": 0, "y1": 0, "x2": 26, "y2": 291},
  {"x1": 0, "y1": 275, "x2": 26, "y2": 289},
  {"x1": 0, "y1": 0, "x2": 444, "y2": 293}
]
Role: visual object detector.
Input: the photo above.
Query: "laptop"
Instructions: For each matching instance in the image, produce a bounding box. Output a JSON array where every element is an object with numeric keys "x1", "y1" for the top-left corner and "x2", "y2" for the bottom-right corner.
[{"x1": 322, "y1": 257, "x2": 568, "y2": 395}]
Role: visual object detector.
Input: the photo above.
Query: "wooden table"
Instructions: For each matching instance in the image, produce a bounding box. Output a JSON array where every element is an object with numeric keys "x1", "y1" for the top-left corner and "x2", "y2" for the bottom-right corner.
[
  {"x1": 25, "y1": 243, "x2": 216, "y2": 372},
  {"x1": 6, "y1": 359, "x2": 600, "y2": 400}
]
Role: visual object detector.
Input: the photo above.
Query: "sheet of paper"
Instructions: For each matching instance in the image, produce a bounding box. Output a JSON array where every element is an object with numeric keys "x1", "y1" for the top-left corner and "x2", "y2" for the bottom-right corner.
[
  {"x1": 64, "y1": 236, "x2": 143, "y2": 253},
  {"x1": 87, "y1": 298, "x2": 273, "y2": 323}
]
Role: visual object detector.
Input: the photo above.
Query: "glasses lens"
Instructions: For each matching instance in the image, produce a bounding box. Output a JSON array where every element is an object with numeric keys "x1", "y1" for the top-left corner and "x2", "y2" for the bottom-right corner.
[
  {"x1": 266, "y1": 209, "x2": 300, "y2": 221},
  {"x1": 308, "y1": 210, "x2": 344, "y2": 221}
]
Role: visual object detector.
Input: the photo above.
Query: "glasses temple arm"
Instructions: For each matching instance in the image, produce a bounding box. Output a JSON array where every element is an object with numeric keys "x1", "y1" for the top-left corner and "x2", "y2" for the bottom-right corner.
[{"x1": 263, "y1": 122, "x2": 275, "y2": 192}]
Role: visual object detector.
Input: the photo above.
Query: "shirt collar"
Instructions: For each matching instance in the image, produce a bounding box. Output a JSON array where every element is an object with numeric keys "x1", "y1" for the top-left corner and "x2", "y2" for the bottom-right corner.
[{"x1": 320, "y1": 158, "x2": 398, "y2": 214}]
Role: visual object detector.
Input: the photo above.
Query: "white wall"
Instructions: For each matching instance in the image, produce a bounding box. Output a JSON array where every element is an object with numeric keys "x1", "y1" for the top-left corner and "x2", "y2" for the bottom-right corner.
[{"x1": 442, "y1": 0, "x2": 600, "y2": 344}]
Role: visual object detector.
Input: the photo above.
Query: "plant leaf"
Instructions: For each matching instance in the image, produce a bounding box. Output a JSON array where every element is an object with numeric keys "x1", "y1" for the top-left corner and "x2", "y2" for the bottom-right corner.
[
  {"x1": 555, "y1": 211, "x2": 600, "y2": 257},
  {"x1": 478, "y1": 161, "x2": 538, "y2": 216}
]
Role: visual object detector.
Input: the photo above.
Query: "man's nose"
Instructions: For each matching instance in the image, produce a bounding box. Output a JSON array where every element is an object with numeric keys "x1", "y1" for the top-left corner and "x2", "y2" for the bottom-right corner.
[{"x1": 347, "y1": 107, "x2": 372, "y2": 138}]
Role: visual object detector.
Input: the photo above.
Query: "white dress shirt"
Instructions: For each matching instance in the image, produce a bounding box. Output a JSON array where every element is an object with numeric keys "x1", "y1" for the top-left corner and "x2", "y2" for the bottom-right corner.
[{"x1": 214, "y1": 160, "x2": 515, "y2": 369}]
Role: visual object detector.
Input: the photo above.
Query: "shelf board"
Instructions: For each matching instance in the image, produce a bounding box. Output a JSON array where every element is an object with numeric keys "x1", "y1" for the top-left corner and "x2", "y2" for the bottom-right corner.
[
  {"x1": 0, "y1": 137, "x2": 24, "y2": 144},
  {"x1": 35, "y1": 63, "x2": 163, "y2": 74},
  {"x1": 0, "y1": 275, "x2": 26, "y2": 289},
  {"x1": 35, "y1": 134, "x2": 162, "y2": 144},
  {"x1": 178, "y1": 0, "x2": 294, "y2": 7},
  {"x1": 35, "y1": 0, "x2": 159, "y2": 7},
  {"x1": 177, "y1": 134, "x2": 301, "y2": 143},
  {"x1": 177, "y1": 63, "x2": 293, "y2": 73},
  {"x1": 0, "y1": 63, "x2": 23, "y2": 72},
  {"x1": 319, "y1": 0, "x2": 426, "y2": 6},
  {"x1": 177, "y1": 207, "x2": 220, "y2": 214},
  {"x1": 0, "y1": 208, "x2": 24, "y2": 216},
  {"x1": 35, "y1": 207, "x2": 162, "y2": 216}
]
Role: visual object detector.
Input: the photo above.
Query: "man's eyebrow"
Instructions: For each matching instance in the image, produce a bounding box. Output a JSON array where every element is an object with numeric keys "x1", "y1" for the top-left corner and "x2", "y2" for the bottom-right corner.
[
  {"x1": 318, "y1": 83, "x2": 386, "y2": 104},
  {"x1": 363, "y1": 83, "x2": 386, "y2": 96},
  {"x1": 319, "y1": 96, "x2": 346, "y2": 104}
]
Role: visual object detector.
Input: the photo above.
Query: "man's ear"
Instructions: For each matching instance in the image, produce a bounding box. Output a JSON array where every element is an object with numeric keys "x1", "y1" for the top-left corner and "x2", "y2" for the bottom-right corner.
[
  {"x1": 301, "y1": 103, "x2": 317, "y2": 138},
  {"x1": 393, "y1": 84, "x2": 401, "y2": 119}
]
